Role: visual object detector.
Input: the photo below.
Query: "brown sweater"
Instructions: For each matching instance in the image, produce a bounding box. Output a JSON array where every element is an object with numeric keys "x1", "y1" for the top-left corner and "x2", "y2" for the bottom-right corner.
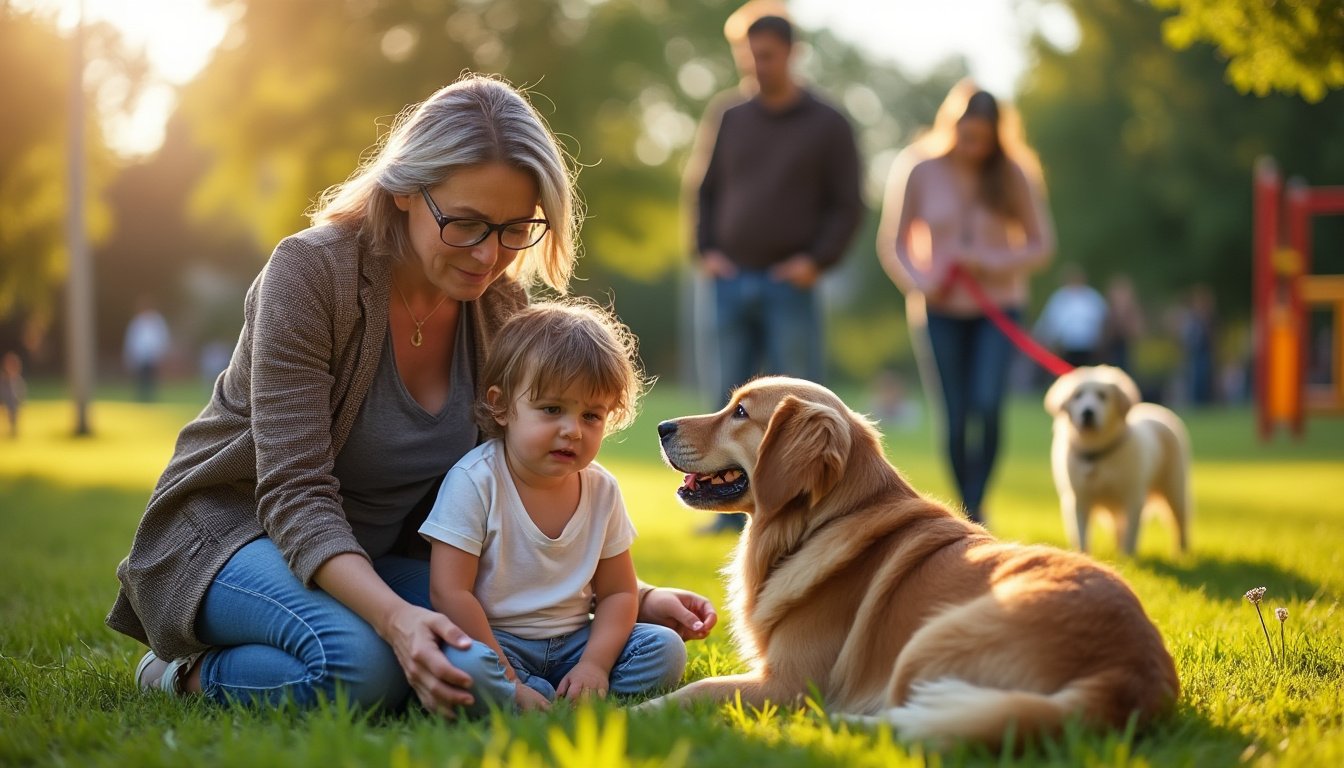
[
  {"x1": 105, "y1": 224, "x2": 528, "y2": 659},
  {"x1": 695, "y1": 89, "x2": 863, "y2": 271}
]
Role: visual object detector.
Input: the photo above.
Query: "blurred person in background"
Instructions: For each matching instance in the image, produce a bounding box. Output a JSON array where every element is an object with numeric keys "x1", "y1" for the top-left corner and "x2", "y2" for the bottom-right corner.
[
  {"x1": 1099, "y1": 274, "x2": 1145, "y2": 375},
  {"x1": 110, "y1": 75, "x2": 717, "y2": 717},
  {"x1": 686, "y1": 3, "x2": 863, "y2": 534},
  {"x1": 1180, "y1": 283, "x2": 1218, "y2": 405},
  {"x1": 197, "y1": 339, "x2": 232, "y2": 391},
  {"x1": 877, "y1": 80, "x2": 1055, "y2": 525},
  {"x1": 1034, "y1": 264, "x2": 1107, "y2": 368},
  {"x1": 0, "y1": 351, "x2": 24, "y2": 438},
  {"x1": 123, "y1": 296, "x2": 171, "y2": 402}
]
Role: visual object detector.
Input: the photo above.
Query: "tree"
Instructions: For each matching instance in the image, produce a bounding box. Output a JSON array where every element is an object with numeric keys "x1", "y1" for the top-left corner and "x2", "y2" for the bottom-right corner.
[
  {"x1": 0, "y1": 7, "x2": 147, "y2": 360},
  {"x1": 1149, "y1": 0, "x2": 1344, "y2": 102},
  {"x1": 93, "y1": 115, "x2": 258, "y2": 357},
  {"x1": 1018, "y1": 0, "x2": 1344, "y2": 327}
]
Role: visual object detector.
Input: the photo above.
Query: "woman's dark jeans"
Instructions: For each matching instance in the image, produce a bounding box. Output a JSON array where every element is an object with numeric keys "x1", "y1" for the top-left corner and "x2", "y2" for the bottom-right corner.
[{"x1": 923, "y1": 309, "x2": 1020, "y2": 522}]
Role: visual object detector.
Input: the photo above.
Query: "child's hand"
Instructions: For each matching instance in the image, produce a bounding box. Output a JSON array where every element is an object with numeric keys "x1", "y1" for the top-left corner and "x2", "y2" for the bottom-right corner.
[
  {"x1": 514, "y1": 681, "x2": 552, "y2": 712},
  {"x1": 639, "y1": 587, "x2": 716, "y2": 641},
  {"x1": 556, "y1": 661, "x2": 610, "y2": 700}
]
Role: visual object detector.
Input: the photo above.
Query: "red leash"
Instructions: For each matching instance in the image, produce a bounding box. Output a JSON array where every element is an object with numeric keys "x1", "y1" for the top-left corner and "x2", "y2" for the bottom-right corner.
[{"x1": 945, "y1": 265, "x2": 1075, "y2": 378}]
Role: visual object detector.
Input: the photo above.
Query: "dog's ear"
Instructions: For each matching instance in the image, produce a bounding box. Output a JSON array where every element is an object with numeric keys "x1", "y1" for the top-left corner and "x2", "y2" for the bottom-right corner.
[
  {"x1": 753, "y1": 395, "x2": 852, "y2": 513},
  {"x1": 1044, "y1": 370, "x2": 1078, "y2": 415},
  {"x1": 1108, "y1": 378, "x2": 1139, "y2": 413},
  {"x1": 1096, "y1": 365, "x2": 1140, "y2": 412}
]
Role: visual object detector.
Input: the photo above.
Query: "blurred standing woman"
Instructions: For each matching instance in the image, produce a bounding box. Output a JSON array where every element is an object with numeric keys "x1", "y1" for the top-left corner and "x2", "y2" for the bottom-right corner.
[
  {"x1": 108, "y1": 75, "x2": 716, "y2": 715},
  {"x1": 877, "y1": 81, "x2": 1055, "y2": 524}
]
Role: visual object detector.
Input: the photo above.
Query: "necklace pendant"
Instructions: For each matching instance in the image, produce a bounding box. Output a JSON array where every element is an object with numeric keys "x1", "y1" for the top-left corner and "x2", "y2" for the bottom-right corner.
[{"x1": 411, "y1": 327, "x2": 423, "y2": 347}]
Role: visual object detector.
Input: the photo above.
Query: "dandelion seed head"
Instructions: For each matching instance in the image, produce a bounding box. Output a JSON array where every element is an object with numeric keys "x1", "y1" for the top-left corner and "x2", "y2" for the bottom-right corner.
[
  {"x1": 1275, "y1": 607, "x2": 1288, "y2": 622},
  {"x1": 1245, "y1": 587, "x2": 1266, "y2": 605}
]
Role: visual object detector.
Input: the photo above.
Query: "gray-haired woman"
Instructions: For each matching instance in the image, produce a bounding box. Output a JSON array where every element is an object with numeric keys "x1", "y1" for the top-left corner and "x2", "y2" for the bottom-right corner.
[{"x1": 109, "y1": 75, "x2": 716, "y2": 715}]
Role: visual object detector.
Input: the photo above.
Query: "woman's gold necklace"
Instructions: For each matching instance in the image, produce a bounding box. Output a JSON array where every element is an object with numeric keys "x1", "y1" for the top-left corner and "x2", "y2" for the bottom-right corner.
[{"x1": 394, "y1": 283, "x2": 451, "y2": 348}]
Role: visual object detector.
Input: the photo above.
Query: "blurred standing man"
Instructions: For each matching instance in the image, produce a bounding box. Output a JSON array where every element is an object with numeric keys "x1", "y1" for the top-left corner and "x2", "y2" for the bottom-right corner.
[
  {"x1": 123, "y1": 296, "x2": 171, "y2": 402},
  {"x1": 688, "y1": 6, "x2": 863, "y2": 533}
]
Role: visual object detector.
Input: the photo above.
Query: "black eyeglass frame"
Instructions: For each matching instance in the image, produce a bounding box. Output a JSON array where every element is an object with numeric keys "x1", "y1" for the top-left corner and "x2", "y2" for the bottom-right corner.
[{"x1": 419, "y1": 186, "x2": 550, "y2": 250}]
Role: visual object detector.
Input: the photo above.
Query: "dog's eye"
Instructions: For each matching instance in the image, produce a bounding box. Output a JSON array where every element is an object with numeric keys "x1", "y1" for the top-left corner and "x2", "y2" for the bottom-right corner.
[
  {"x1": 1097, "y1": 391, "x2": 1108, "y2": 401},
  {"x1": 732, "y1": 403, "x2": 748, "y2": 419}
]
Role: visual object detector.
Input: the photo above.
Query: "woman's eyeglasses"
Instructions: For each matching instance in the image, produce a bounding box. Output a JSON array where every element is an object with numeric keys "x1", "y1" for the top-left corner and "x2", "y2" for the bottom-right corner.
[{"x1": 420, "y1": 186, "x2": 549, "y2": 250}]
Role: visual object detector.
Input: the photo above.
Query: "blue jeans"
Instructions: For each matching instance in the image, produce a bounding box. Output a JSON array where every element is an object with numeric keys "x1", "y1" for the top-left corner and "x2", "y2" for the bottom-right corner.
[
  {"x1": 445, "y1": 623, "x2": 686, "y2": 717},
  {"x1": 194, "y1": 537, "x2": 435, "y2": 709},
  {"x1": 923, "y1": 310, "x2": 1020, "y2": 521},
  {"x1": 707, "y1": 271, "x2": 824, "y2": 402},
  {"x1": 704, "y1": 271, "x2": 823, "y2": 532}
]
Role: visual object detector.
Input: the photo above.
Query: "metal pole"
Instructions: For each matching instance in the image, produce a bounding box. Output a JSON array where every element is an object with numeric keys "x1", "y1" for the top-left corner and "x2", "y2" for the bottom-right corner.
[{"x1": 66, "y1": 0, "x2": 94, "y2": 435}]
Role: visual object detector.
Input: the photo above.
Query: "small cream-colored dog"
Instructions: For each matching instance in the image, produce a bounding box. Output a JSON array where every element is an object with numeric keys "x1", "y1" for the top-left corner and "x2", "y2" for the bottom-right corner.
[{"x1": 1045, "y1": 366, "x2": 1191, "y2": 556}]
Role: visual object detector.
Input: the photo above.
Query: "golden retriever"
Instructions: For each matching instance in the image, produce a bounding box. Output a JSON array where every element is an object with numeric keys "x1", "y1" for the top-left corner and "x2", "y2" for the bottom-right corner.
[
  {"x1": 643, "y1": 376, "x2": 1178, "y2": 748},
  {"x1": 1045, "y1": 366, "x2": 1191, "y2": 556}
]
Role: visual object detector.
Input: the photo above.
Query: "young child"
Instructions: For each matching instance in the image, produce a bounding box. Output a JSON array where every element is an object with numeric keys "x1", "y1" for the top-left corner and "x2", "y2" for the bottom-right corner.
[{"x1": 419, "y1": 302, "x2": 686, "y2": 714}]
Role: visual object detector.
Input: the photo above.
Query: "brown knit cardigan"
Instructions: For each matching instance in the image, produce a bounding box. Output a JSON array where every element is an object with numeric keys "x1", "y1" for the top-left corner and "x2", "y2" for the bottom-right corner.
[{"x1": 106, "y1": 223, "x2": 528, "y2": 659}]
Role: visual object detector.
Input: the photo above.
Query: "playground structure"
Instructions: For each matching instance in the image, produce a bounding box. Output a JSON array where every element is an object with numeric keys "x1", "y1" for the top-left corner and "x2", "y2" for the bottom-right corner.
[{"x1": 1253, "y1": 157, "x2": 1344, "y2": 439}]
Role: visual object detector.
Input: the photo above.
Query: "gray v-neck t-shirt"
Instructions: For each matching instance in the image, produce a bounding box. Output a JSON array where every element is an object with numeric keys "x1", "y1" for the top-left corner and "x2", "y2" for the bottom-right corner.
[{"x1": 333, "y1": 308, "x2": 477, "y2": 559}]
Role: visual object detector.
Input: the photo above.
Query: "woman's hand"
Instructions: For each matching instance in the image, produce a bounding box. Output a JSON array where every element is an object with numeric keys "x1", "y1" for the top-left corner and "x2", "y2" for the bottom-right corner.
[
  {"x1": 312, "y1": 553, "x2": 475, "y2": 717},
  {"x1": 917, "y1": 260, "x2": 955, "y2": 297},
  {"x1": 769, "y1": 253, "x2": 819, "y2": 289},
  {"x1": 638, "y1": 587, "x2": 717, "y2": 641},
  {"x1": 700, "y1": 250, "x2": 738, "y2": 279},
  {"x1": 381, "y1": 602, "x2": 475, "y2": 716},
  {"x1": 556, "y1": 660, "x2": 611, "y2": 700},
  {"x1": 514, "y1": 681, "x2": 552, "y2": 711}
]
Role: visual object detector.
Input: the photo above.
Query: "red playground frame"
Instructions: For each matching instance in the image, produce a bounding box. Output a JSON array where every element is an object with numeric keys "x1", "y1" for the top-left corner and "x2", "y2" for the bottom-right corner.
[{"x1": 1253, "y1": 157, "x2": 1344, "y2": 439}]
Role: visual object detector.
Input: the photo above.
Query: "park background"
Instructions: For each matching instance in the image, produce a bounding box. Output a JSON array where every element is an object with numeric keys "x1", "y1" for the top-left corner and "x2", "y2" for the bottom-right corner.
[
  {"x1": 3, "y1": 0, "x2": 1343, "y2": 396},
  {"x1": 3, "y1": 1, "x2": 1344, "y2": 766}
]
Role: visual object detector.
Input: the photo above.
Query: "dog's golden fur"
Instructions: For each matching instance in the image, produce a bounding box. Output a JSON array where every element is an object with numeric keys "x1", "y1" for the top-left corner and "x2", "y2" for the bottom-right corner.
[{"x1": 647, "y1": 377, "x2": 1178, "y2": 748}]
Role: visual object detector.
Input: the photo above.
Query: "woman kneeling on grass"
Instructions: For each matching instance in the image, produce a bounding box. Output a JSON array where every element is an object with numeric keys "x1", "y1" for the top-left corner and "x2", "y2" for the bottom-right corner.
[
  {"x1": 422, "y1": 302, "x2": 684, "y2": 714},
  {"x1": 108, "y1": 75, "x2": 715, "y2": 715}
]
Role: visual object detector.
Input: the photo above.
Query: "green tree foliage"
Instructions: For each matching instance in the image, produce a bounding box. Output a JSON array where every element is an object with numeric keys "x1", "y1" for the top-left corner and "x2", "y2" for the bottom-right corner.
[
  {"x1": 168, "y1": 0, "x2": 957, "y2": 379},
  {"x1": 93, "y1": 115, "x2": 258, "y2": 351},
  {"x1": 1018, "y1": 0, "x2": 1344, "y2": 321},
  {"x1": 178, "y1": 0, "x2": 730, "y2": 278},
  {"x1": 0, "y1": 8, "x2": 142, "y2": 318},
  {"x1": 1150, "y1": 0, "x2": 1344, "y2": 102}
]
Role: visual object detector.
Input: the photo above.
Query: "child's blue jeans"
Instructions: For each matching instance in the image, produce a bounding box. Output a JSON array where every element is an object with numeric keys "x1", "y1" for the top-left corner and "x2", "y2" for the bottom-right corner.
[{"x1": 445, "y1": 623, "x2": 687, "y2": 715}]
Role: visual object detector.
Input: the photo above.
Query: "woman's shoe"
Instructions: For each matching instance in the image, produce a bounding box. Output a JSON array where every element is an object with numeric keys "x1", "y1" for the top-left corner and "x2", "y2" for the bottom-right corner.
[{"x1": 135, "y1": 649, "x2": 203, "y2": 695}]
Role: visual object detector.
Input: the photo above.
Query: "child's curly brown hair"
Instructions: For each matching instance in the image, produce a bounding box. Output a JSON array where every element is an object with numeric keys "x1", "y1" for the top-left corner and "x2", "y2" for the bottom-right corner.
[{"x1": 475, "y1": 299, "x2": 649, "y2": 438}]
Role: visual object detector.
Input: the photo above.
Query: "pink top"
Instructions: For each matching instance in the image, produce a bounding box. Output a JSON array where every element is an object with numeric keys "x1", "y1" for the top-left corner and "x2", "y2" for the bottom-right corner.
[{"x1": 879, "y1": 153, "x2": 1054, "y2": 318}]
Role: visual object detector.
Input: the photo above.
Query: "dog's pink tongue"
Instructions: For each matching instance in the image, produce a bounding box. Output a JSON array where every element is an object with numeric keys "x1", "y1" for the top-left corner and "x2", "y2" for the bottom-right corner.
[{"x1": 682, "y1": 473, "x2": 697, "y2": 490}]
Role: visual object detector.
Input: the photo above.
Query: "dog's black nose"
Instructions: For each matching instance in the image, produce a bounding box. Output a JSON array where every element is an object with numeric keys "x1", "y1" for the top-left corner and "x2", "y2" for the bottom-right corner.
[
  {"x1": 1080, "y1": 409, "x2": 1096, "y2": 428},
  {"x1": 657, "y1": 421, "x2": 678, "y2": 439}
]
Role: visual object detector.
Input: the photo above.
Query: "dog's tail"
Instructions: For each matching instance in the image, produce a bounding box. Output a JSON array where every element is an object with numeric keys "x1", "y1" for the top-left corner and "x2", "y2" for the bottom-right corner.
[{"x1": 840, "y1": 673, "x2": 1124, "y2": 749}]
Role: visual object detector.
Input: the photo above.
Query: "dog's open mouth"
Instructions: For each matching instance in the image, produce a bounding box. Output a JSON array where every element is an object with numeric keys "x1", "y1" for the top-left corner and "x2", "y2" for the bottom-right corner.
[{"x1": 677, "y1": 467, "x2": 749, "y2": 506}]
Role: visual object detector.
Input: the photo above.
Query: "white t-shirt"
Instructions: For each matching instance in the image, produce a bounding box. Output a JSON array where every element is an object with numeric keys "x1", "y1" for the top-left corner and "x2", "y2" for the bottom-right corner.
[
  {"x1": 418, "y1": 439, "x2": 637, "y2": 640},
  {"x1": 1034, "y1": 285, "x2": 1108, "y2": 352}
]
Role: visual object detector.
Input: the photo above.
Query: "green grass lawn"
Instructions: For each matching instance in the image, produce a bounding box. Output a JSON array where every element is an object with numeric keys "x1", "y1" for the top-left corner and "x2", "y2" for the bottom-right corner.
[{"x1": 2, "y1": 380, "x2": 1342, "y2": 767}]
